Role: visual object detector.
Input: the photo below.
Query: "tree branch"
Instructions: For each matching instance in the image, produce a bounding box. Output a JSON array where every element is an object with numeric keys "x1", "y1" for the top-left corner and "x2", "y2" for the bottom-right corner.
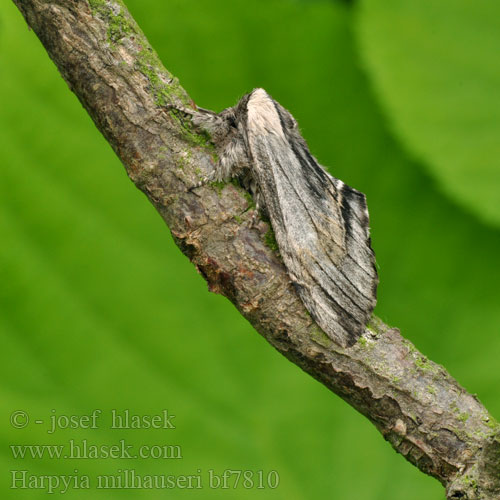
[{"x1": 12, "y1": 1, "x2": 500, "y2": 498}]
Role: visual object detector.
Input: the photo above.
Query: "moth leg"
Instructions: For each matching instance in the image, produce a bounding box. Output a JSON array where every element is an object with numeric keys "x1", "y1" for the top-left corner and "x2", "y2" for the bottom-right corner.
[
  {"x1": 189, "y1": 171, "x2": 218, "y2": 191},
  {"x1": 188, "y1": 135, "x2": 249, "y2": 193},
  {"x1": 249, "y1": 207, "x2": 259, "y2": 227},
  {"x1": 249, "y1": 188, "x2": 264, "y2": 228},
  {"x1": 162, "y1": 104, "x2": 223, "y2": 140}
]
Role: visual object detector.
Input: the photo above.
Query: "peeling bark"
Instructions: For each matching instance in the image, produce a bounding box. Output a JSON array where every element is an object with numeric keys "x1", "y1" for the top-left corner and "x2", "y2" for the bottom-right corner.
[{"x1": 11, "y1": 1, "x2": 500, "y2": 498}]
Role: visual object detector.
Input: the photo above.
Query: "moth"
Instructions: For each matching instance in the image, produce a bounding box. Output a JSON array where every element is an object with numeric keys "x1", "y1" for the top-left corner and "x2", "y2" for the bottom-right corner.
[{"x1": 174, "y1": 88, "x2": 378, "y2": 347}]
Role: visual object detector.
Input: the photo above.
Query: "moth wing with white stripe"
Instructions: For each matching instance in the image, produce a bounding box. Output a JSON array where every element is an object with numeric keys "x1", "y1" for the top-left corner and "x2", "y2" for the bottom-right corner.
[{"x1": 242, "y1": 89, "x2": 377, "y2": 347}]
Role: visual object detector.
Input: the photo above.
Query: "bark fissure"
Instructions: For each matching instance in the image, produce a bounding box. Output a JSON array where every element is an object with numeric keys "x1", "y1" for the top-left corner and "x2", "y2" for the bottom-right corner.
[{"x1": 12, "y1": 1, "x2": 500, "y2": 498}]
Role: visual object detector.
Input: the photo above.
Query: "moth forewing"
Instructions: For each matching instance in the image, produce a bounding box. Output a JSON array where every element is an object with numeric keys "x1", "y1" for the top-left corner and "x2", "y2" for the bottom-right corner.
[{"x1": 242, "y1": 89, "x2": 377, "y2": 346}]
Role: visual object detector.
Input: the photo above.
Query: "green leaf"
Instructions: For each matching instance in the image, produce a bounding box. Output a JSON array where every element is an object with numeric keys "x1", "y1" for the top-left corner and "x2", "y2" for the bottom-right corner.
[
  {"x1": 356, "y1": 0, "x2": 500, "y2": 227},
  {"x1": 3, "y1": 1, "x2": 500, "y2": 499}
]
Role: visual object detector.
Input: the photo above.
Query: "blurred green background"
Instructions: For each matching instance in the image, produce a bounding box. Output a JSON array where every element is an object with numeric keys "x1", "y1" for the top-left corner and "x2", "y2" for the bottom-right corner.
[{"x1": 1, "y1": 0, "x2": 499, "y2": 498}]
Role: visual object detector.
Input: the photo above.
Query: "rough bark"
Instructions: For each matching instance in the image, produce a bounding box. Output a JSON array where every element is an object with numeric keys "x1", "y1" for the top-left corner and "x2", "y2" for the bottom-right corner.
[{"x1": 12, "y1": 1, "x2": 500, "y2": 498}]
